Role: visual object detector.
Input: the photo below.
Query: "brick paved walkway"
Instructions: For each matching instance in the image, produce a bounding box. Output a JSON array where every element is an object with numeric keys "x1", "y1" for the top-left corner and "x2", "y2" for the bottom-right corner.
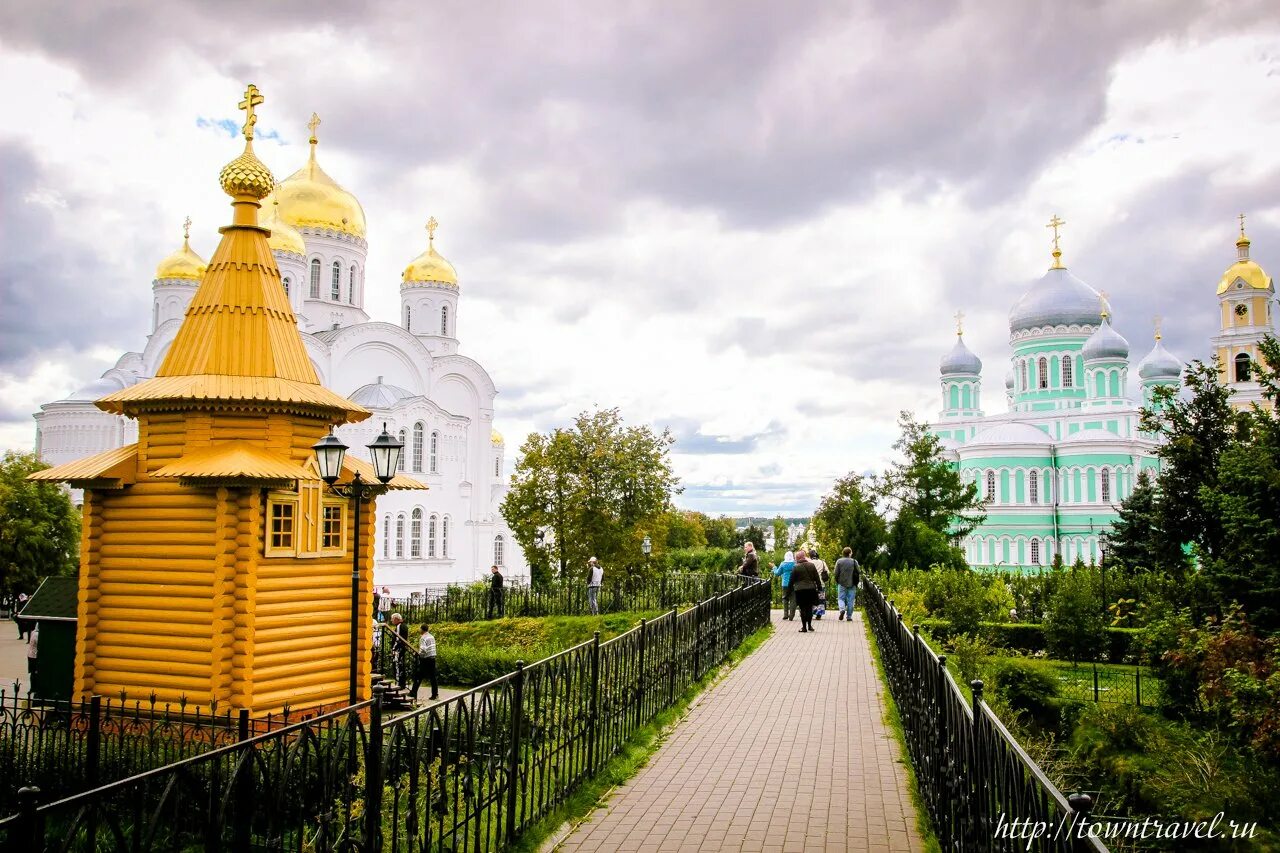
[{"x1": 555, "y1": 609, "x2": 923, "y2": 852}]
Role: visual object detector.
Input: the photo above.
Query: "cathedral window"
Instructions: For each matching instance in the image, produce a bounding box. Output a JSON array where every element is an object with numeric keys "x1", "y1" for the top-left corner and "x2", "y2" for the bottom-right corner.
[
  {"x1": 428, "y1": 514, "x2": 438, "y2": 557},
  {"x1": 1061, "y1": 355, "x2": 1073, "y2": 388},
  {"x1": 410, "y1": 508, "x2": 423, "y2": 558},
  {"x1": 1019, "y1": 361, "x2": 1028, "y2": 391},
  {"x1": 495, "y1": 456, "x2": 501, "y2": 478},
  {"x1": 331, "y1": 262, "x2": 341, "y2": 301},
  {"x1": 442, "y1": 516, "x2": 450, "y2": 558},
  {"x1": 412, "y1": 423, "x2": 424, "y2": 472},
  {"x1": 985, "y1": 471, "x2": 996, "y2": 503},
  {"x1": 1029, "y1": 470, "x2": 1038, "y2": 504},
  {"x1": 395, "y1": 514, "x2": 406, "y2": 558},
  {"x1": 404, "y1": 305, "x2": 411, "y2": 331},
  {"x1": 1235, "y1": 352, "x2": 1252, "y2": 383},
  {"x1": 1101, "y1": 468, "x2": 1111, "y2": 504},
  {"x1": 349, "y1": 265, "x2": 357, "y2": 305},
  {"x1": 382, "y1": 515, "x2": 390, "y2": 559},
  {"x1": 430, "y1": 431, "x2": 439, "y2": 473},
  {"x1": 283, "y1": 276, "x2": 291, "y2": 298},
  {"x1": 309, "y1": 259, "x2": 321, "y2": 298},
  {"x1": 1037, "y1": 357, "x2": 1048, "y2": 389},
  {"x1": 441, "y1": 305, "x2": 449, "y2": 336},
  {"x1": 1030, "y1": 539, "x2": 1041, "y2": 566},
  {"x1": 397, "y1": 429, "x2": 406, "y2": 471},
  {"x1": 494, "y1": 535, "x2": 505, "y2": 566}
]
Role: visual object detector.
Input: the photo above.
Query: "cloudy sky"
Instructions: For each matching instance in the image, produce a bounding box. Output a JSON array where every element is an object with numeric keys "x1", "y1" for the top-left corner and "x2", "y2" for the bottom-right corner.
[{"x1": 2, "y1": 1, "x2": 1279, "y2": 516}]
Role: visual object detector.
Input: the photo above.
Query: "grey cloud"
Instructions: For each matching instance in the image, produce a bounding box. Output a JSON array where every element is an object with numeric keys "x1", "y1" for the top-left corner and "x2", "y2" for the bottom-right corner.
[{"x1": 664, "y1": 417, "x2": 786, "y2": 455}]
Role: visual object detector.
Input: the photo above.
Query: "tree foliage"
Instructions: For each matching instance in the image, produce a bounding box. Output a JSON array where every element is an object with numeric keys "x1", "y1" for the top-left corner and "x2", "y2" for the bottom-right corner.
[
  {"x1": 501, "y1": 408, "x2": 679, "y2": 587},
  {"x1": 771, "y1": 516, "x2": 790, "y2": 550},
  {"x1": 701, "y1": 516, "x2": 738, "y2": 549},
  {"x1": 0, "y1": 451, "x2": 80, "y2": 595},
  {"x1": 1101, "y1": 470, "x2": 1189, "y2": 578},
  {"x1": 811, "y1": 472, "x2": 886, "y2": 571},
  {"x1": 663, "y1": 510, "x2": 708, "y2": 549},
  {"x1": 1043, "y1": 566, "x2": 1106, "y2": 664}
]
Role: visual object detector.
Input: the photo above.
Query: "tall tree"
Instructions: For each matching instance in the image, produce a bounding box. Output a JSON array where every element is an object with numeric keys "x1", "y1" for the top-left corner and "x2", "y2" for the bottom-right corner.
[
  {"x1": 812, "y1": 473, "x2": 887, "y2": 570},
  {"x1": 0, "y1": 451, "x2": 80, "y2": 596},
  {"x1": 664, "y1": 510, "x2": 708, "y2": 549},
  {"x1": 1101, "y1": 470, "x2": 1189, "y2": 577},
  {"x1": 771, "y1": 515, "x2": 790, "y2": 551},
  {"x1": 702, "y1": 516, "x2": 738, "y2": 549},
  {"x1": 739, "y1": 523, "x2": 768, "y2": 550},
  {"x1": 881, "y1": 412, "x2": 984, "y2": 569},
  {"x1": 501, "y1": 408, "x2": 679, "y2": 587}
]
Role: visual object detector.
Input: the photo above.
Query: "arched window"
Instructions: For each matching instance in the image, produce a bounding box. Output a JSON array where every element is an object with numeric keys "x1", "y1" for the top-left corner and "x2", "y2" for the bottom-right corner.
[
  {"x1": 382, "y1": 515, "x2": 390, "y2": 559},
  {"x1": 1101, "y1": 468, "x2": 1111, "y2": 503},
  {"x1": 1029, "y1": 470, "x2": 1039, "y2": 504},
  {"x1": 283, "y1": 276, "x2": 291, "y2": 298},
  {"x1": 1038, "y1": 357, "x2": 1049, "y2": 389},
  {"x1": 427, "y1": 514, "x2": 438, "y2": 558},
  {"x1": 410, "y1": 508, "x2": 423, "y2": 558},
  {"x1": 1061, "y1": 355, "x2": 1073, "y2": 388},
  {"x1": 494, "y1": 535, "x2": 505, "y2": 566},
  {"x1": 397, "y1": 429, "x2": 406, "y2": 471},
  {"x1": 441, "y1": 305, "x2": 449, "y2": 336},
  {"x1": 1030, "y1": 539, "x2": 1041, "y2": 566},
  {"x1": 430, "y1": 431, "x2": 439, "y2": 473},
  {"x1": 1235, "y1": 352, "x2": 1252, "y2": 383},
  {"x1": 442, "y1": 516, "x2": 450, "y2": 558},
  {"x1": 309, "y1": 259, "x2": 321, "y2": 298},
  {"x1": 349, "y1": 265, "x2": 357, "y2": 305},
  {"x1": 404, "y1": 305, "x2": 411, "y2": 331},
  {"x1": 412, "y1": 423, "x2": 424, "y2": 472},
  {"x1": 494, "y1": 456, "x2": 501, "y2": 478},
  {"x1": 331, "y1": 261, "x2": 341, "y2": 300},
  {"x1": 985, "y1": 470, "x2": 996, "y2": 502},
  {"x1": 1019, "y1": 361, "x2": 1028, "y2": 391},
  {"x1": 395, "y1": 514, "x2": 406, "y2": 559}
]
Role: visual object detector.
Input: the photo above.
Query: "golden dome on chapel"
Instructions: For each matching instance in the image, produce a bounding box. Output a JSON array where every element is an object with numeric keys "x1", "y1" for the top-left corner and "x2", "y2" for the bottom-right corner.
[
  {"x1": 155, "y1": 220, "x2": 206, "y2": 281},
  {"x1": 266, "y1": 115, "x2": 366, "y2": 239},
  {"x1": 403, "y1": 216, "x2": 458, "y2": 286},
  {"x1": 1217, "y1": 216, "x2": 1273, "y2": 295},
  {"x1": 491, "y1": 428, "x2": 504, "y2": 445},
  {"x1": 261, "y1": 198, "x2": 307, "y2": 256}
]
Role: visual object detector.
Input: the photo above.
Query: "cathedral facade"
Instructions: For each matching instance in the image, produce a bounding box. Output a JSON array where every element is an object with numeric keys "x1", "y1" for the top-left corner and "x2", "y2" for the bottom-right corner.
[
  {"x1": 933, "y1": 220, "x2": 1275, "y2": 573},
  {"x1": 33, "y1": 118, "x2": 527, "y2": 593}
]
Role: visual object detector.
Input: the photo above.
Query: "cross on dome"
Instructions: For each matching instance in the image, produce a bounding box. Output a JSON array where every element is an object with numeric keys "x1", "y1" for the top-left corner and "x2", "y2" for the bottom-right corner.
[
  {"x1": 182, "y1": 216, "x2": 191, "y2": 241},
  {"x1": 953, "y1": 310, "x2": 964, "y2": 336},
  {"x1": 1153, "y1": 314, "x2": 1163, "y2": 341},
  {"x1": 307, "y1": 112, "x2": 321, "y2": 144},
  {"x1": 1046, "y1": 215, "x2": 1066, "y2": 269},
  {"x1": 427, "y1": 216, "x2": 439, "y2": 247},
  {"x1": 238, "y1": 84, "x2": 264, "y2": 141},
  {"x1": 1239, "y1": 212, "x2": 1247, "y2": 238},
  {"x1": 1098, "y1": 290, "x2": 1110, "y2": 320}
]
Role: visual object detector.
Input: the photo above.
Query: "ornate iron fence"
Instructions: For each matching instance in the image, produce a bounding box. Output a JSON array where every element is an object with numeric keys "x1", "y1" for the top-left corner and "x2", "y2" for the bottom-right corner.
[
  {"x1": 2, "y1": 574, "x2": 771, "y2": 851},
  {"x1": 862, "y1": 577, "x2": 1109, "y2": 852}
]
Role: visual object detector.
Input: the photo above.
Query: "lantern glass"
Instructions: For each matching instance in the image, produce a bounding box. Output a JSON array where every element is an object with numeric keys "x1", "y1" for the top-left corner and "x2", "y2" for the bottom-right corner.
[
  {"x1": 312, "y1": 431, "x2": 348, "y2": 485},
  {"x1": 641, "y1": 535, "x2": 652, "y2": 555},
  {"x1": 367, "y1": 423, "x2": 403, "y2": 484}
]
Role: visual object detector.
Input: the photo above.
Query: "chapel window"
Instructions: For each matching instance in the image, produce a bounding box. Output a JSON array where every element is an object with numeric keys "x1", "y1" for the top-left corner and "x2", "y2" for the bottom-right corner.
[
  {"x1": 1038, "y1": 357, "x2": 1049, "y2": 389},
  {"x1": 382, "y1": 515, "x2": 390, "y2": 559},
  {"x1": 1235, "y1": 352, "x2": 1252, "y2": 383},
  {"x1": 310, "y1": 259, "x2": 321, "y2": 298},
  {"x1": 1019, "y1": 361, "x2": 1028, "y2": 392},
  {"x1": 1101, "y1": 468, "x2": 1111, "y2": 504},
  {"x1": 1030, "y1": 539, "x2": 1041, "y2": 566},
  {"x1": 441, "y1": 305, "x2": 449, "y2": 336},
  {"x1": 283, "y1": 276, "x2": 291, "y2": 298},
  {"x1": 412, "y1": 423, "x2": 424, "y2": 472},
  {"x1": 410, "y1": 508, "x2": 423, "y2": 558},
  {"x1": 1029, "y1": 470, "x2": 1039, "y2": 504},
  {"x1": 395, "y1": 514, "x2": 406, "y2": 558},
  {"x1": 1061, "y1": 355, "x2": 1073, "y2": 388},
  {"x1": 349, "y1": 265, "x2": 357, "y2": 305},
  {"x1": 985, "y1": 471, "x2": 996, "y2": 503},
  {"x1": 398, "y1": 430, "x2": 407, "y2": 471},
  {"x1": 494, "y1": 535, "x2": 505, "y2": 567},
  {"x1": 321, "y1": 504, "x2": 345, "y2": 552},
  {"x1": 442, "y1": 516, "x2": 450, "y2": 558},
  {"x1": 494, "y1": 456, "x2": 501, "y2": 478},
  {"x1": 430, "y1": 431, "x2": 439, "y2": 473},
  {"x1": 404, "y1": 305, "x2": 411, "y2": 331},
  {"x1": 331, "y1": 262, "x2": 341, "y2": 301},
  {"x1": 268, "y1": 500, "x2": 296, "y2": 554},
  {"x1": 428, "y1": 514, "x2": 438, "y2": 558}
]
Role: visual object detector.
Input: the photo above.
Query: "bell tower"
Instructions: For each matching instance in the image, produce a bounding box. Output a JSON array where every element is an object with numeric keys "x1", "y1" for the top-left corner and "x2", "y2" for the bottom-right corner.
[{"x1": 1212, "y1": 215, "x2": 1275, "y2": 409}]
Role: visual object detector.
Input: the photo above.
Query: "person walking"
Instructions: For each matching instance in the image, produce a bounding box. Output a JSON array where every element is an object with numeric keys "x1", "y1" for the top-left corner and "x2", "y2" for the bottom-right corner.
[
  {"x1": 487, "y1": 565, "x2": 505, "y2": 619},
  {"x1": 834, "y1": 547, "x2": 861, "y2": 622},
  {"x1": 25, "y1": 623, "x2": 39, "y2": 684},
  {"x1": 377, "y1": 587, "x2": 392, "y2": 624},
  {"x1": 586, "y1": 557, "x2": 603, "y2": 615},
  {"x1": 411, "y1": 623, "x2": 439, "y2": 702},
  {"x1": 809, "y1": 548, "x2": 830, "y2": 619},
  {"x1": 771, "y1": 550, "x2": 796, "y2": 620},
  {"x1": 390, "y1": 613, "x2": 410, "y2": 689},
  {"x1": 790, "y1": 550, "x2": 821, "y2": 632},
  {"x1": 739, "y1": 542, "x2": 759, "y2": 578}
]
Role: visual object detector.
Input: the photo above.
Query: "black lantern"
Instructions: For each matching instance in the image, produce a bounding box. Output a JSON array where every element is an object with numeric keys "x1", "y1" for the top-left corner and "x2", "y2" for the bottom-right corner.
[
  {"x1": 311, "y1": 431, "x2": 349, "y2": 484},
  {"x1": 641, "y1": 535, "x2": 652, "y2": 556},
  {"x1": 367, "y1": 423, "x2": 403, "y2": 483}
]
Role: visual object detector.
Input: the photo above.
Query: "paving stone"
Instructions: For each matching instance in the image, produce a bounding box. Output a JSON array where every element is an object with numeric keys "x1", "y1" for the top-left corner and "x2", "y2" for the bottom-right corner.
[{"x1": 556, "y1": 610, "x2": 924, "y2": 851}]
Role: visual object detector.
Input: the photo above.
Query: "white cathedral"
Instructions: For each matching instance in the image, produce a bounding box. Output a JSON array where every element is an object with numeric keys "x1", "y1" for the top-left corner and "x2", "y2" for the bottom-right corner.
[{"x1": 33, "y1": 117, "x2": 527, "y2": 593}]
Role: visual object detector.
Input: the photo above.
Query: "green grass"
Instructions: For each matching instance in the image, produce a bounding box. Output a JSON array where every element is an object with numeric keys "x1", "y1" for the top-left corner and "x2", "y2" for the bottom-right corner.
[
  {"x1": 509, "y1": 622, "x2": 774, "y2": 853},
  {"x1": 860, "y1": 614, "x2": 943, "y2": 853},
  {"x1": 1043, "y1": 660, "x2": 1162, "y2": 706}
]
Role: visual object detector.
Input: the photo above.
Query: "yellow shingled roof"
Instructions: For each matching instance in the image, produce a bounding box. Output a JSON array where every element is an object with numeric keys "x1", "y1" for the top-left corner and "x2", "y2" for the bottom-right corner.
[
  {"x1": 29, "y1": 444, "x2": 138, "y2": 487},
  {"x1": 101, "y1": 212, "x2": 368, "y2": 424},
  {"x1": 151, "y1": 441, "x2": 312, "y2": 483}
]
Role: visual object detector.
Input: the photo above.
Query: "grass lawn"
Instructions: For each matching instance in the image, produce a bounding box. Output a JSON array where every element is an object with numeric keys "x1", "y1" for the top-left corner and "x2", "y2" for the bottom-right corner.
[{"x1": 1044, "y1": 660, "x2": 1162, "y2": 706}]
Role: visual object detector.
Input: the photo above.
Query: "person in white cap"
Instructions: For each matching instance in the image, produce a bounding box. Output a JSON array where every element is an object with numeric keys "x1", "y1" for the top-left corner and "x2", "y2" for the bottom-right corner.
[{"x1": 586, "y1": 557, "x2": 604, "y2": 615}]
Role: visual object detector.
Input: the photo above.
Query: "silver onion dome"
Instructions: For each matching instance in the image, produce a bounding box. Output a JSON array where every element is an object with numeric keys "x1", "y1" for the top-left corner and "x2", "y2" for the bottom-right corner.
[
  {"x1": 1009, "y1": 266, "x2": 1108, "y2": 334},
  {"x1": 940, "y1": 335, "x2": 983, "y2": 376},
  {"x1": 1138, "y1": 339, "x2": 1183, "y2": 381},
  {"x1": 1082, "y1": 316, "x2": 1129, "y2": 362}
]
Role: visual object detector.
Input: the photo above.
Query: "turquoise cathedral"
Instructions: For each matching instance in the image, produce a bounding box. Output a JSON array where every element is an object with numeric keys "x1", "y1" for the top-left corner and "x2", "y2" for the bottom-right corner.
[{"x1": 932, "y1": 220, "x2": 1184, "y2": 572}]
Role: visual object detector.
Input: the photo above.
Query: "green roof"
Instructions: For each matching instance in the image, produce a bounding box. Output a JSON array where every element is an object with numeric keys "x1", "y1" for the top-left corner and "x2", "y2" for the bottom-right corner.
[{"x1": 20, "y1": 576, "x2": 79, "y2": 621}]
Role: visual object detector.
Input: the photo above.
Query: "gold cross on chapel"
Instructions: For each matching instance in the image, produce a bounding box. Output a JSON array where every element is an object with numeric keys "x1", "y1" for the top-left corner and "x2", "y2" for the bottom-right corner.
[
  {"x1": 182, "y1": 216, "x2": 191, "y2": 241},
  {"x1": 953, "y1": 310, "x2": 965, "y2": 336},
  {"x1": 238, "y1": 84, "x2": 264, "y2": 141},
  {"x1": 427, "y1": 216, "x2": 439, "y2": 247},
  {"x1": 1239, "y1": 212, "x2": 1247, "y2": 238},
  {"x1": 307, "y1": 112, "x2": 321, "y2": 144},
  {"x1": 1047, "y1": 214, "x2": 1066, "y2": 268}
]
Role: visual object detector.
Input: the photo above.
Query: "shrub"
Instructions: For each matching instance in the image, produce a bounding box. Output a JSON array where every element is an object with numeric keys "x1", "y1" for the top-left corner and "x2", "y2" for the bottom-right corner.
[
  {"x1": 1043, "y1": 567, "x2": 1105, "y2": 663},
  {"x1": 948, "y1": 632, "x2": 992, "y2": 683},
  {"x1": 990, "y1": 658, "x2": 1065, "y2": 731}
]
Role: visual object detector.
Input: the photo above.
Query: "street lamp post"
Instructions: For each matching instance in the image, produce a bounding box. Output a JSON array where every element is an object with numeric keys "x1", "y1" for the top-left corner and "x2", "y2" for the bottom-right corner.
[{"x1": 313, "y1": 423, "x2": 403, "y2": 705}]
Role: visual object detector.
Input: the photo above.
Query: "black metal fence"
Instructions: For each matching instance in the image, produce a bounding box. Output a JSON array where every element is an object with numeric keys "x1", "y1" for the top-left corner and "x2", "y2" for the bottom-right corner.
[
  {"x1": 862, "y1": 578, "x2": 1109, "y2": 852},
  {"x1": 1, "y1": 575, "x2": 771, "y2": 851}
]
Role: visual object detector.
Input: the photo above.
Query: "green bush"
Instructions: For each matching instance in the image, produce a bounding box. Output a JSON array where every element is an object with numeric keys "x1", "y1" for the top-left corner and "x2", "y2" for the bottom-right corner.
[
  {"x1": 990, "y1": 658, "x2": 1065, "y2": 731},
  {"x1": 1043, "y1": 568, "x2": 1106, "y2": 663}
]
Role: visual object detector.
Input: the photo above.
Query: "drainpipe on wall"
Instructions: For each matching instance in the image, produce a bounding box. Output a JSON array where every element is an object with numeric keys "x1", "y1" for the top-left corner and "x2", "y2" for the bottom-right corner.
[{"x1": 1050, "y1": 443, "x2": 1061, "y2": 561}]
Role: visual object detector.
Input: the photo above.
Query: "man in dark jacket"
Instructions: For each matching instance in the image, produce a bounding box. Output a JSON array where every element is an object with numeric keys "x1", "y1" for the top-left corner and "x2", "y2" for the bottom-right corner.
[
  {"x1": 487, "y1": 565, "x2": 505, "y2": 619},
  {"x1": 789, "y1": 549, "x2": 821, "y2": 632},
  {"x1": 739, "y1": 542, "x2": 760, "y2": 578},
  {"x1": 834, "y1": 547, "x2": 861, "y2": 622}
]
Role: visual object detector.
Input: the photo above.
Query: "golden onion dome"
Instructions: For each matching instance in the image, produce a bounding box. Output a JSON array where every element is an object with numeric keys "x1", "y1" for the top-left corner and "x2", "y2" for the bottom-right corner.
[
  {"x1": 155, "y1": 219, "x2": 207, "y2": 280},
  {"x1": 1217, "y1": 220, "x2": 1273, "y2": 294},
  {"x1": 403, "y1": 216, "x2": 458, "y2": 286},
  {"x1": 261, "y1": 198, "x2": 306, "y2": 255},
  {"x1": 218, "y1": 140, "x2": 275, "y2": 200},
  {"x1": 268, "y1": 117, "x2": 366, "y2": 239},
  {"x1": 491, "y1": 428, "x2": 504, "y2": 446}
]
